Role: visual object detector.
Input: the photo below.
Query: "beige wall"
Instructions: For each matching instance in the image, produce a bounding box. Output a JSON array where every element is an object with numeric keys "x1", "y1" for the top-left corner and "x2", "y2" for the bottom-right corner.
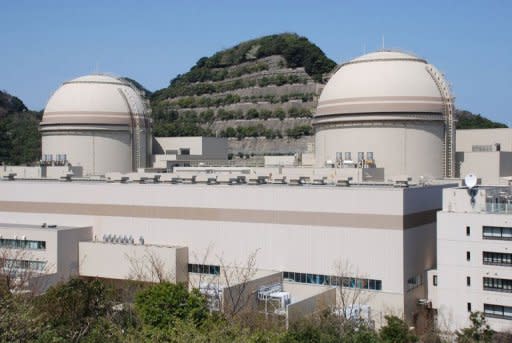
[
  {"x1": 456, "y1": 129, "x2": 512, "y2": 153},
  {"x1": 79, "y1": 242, "x2": 188, "y2": 283},
  {"x1": 42, "y1": 129, "x2": 132, "y2": 176},
  {"x1": 315, "y1": 122, "x2": 444, "y2": 181},
  {"x1": 287, "y1": 286, "x2": 336, "y2": 324}
]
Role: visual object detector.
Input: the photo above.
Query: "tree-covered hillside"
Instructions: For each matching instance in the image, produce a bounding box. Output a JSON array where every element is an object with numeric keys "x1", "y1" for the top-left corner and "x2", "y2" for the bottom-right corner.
[
  {"x1": 0, "y1": 91, "x2": 41, "y2": 165},
  {"x1": 456, "y1": 109, "x2": 507, "y2": 129},
  {"x1": 151, "y1": 33, "x2": 337, "y2": 140}
]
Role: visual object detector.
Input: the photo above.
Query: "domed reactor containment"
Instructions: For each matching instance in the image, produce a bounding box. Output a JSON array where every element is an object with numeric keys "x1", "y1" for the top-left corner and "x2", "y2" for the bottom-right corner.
[
  {"x1": 40, "y1": 74, "x2": 152, "y2": 176},
  {"x1": 314, "y1": 50, "x2": 455, "y2": 180}
]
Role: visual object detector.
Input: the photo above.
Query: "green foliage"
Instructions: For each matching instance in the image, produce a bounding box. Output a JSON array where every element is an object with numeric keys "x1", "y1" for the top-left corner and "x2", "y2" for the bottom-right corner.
[
  {"x1": 0, "y1": 111, "x2": 41, "y2": 165},
  {"x1": 456, "y1": 109, "x2": 507, "y2": 129},
  {"x1": 286, "y1": 125, "x2": 313, "y2": 138},
  {"x1": 135, "y1": 282, "x2": 208, "y2": 329},
  {"x1": 456, "y1": 311, "x2": 494, "y2": 343},
  {"x1": 35, "y1": 278, "x2": 120, "y2": 341},
  {"x1": 379, "y1": 315, "x2": 418, "y2": 343},
  {"x1": 0, "y1": 90, "x2": 28, "y2": 117}
]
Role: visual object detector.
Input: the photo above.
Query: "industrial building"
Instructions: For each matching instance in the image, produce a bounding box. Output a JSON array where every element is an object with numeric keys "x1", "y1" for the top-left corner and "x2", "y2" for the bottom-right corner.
[
  {"x1": 0, "y1": 179, "x2": 448, "y2": 327},
  {"x1": 429, "y1": 186, "x2": 512, "y2": 332},
  {"x1": 1, "y1": 49, "x2": 511, "y2": 332},
  {"x1": 313, "y1": 51, "x2": 455, "y2": 181}
]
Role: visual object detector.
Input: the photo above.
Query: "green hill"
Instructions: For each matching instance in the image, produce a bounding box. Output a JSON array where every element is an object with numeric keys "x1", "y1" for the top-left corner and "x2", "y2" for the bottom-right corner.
[
  {"x1": 150, "y1": 33, "x2": 337, "y2": 139},
  {"x1": 456, "y1": 109, "x2": 507, "y2": 129},
  {"x1": 0, "y1": 91, "x2": 41, "y2": 165}
]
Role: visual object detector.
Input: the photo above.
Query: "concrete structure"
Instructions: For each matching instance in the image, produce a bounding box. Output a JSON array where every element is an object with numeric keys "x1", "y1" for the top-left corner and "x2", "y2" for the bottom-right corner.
[
  {"x1": 314, "y1": 50, "x2": 455, "y2": 181},
  {"x1": 456, "y1": 128, "x2": 512, "y2": 185},
  {"x1": 0, "y1": 179, "x2": 449, "y2": 327},
  {"x1": 429, "y1": 186, "x2": 512, "y2": 332},
  {"x1": 79, "y1": 241, "x2": 188, "y2": 283},
  {"x1": 152, "y1": 137, "x2": 228, "y2": 170},
  {"x1": 0, "y1": 223, "x2": 91, "y2": 291},
  {"x1": 40, "y1": 74, "x2": 152, "y2": 176}
]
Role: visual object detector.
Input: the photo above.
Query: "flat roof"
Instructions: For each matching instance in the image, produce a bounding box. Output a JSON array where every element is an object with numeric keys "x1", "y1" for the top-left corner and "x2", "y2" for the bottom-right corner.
[{"x1": 0, "y1": 222, "x2": 91, "y2": 231}]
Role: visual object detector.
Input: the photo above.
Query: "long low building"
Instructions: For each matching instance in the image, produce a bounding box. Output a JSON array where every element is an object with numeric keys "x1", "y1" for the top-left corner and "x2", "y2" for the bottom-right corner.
[{"x1": 0, "y1": 179, "x2": 449, "y2": 326}]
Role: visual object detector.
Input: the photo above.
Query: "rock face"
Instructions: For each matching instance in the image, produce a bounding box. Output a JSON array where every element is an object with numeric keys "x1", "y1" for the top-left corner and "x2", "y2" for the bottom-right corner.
[{"x1": 150, "y1": 33, "x2": 337, "y2": 155}]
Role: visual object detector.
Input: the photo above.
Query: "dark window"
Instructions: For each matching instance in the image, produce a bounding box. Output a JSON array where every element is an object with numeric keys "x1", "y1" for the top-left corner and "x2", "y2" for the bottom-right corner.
[
  {"x1": 188, "y1": 263, "x2": 220, "y2": 275},
  {"x1": 466, "y1": 226, "x2": 471, "y2": 236},
  {"x1": 467, "y1": 276, "x2": 471, "y2": 286},
  {"x1": 467, "y1": 251, "x2": 471, "y2": 261},
  {"x1": 179, "y1": 148, "x2": 190, "y2": 155},
  {"x1": 281, "y1": 271, "x2": 382, "y2": 291},
  {"x1": 484, "y1": 304, "x2": 512, "y2": 319},
  {"x1": 483, "y1": 251, "x2": 512, "y2": 266},
  {"x1": 483, "y1": 226, "x2": 512, "y2": 240},
  {"x1": 0, "y1": 238, "x2": 46, "y2": 250},
  {"x1": 483, "y1": 277, "x2": 512, "y2": 292},
  {"x1": 467, "y1": 302, "x2": 472, "y2": 312},
  {"x1": 433, "y1": 275, "x2": 438, "y2": 286}
]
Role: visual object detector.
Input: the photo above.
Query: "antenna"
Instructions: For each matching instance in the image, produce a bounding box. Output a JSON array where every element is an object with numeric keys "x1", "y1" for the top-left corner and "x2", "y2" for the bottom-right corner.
[
  {"x1": 382, "y1": 35, "x2": 385, "y2": 49},
  {"x1": 464, "y1": 173, "x2": 477, "y2": 189},
  {"x1": 464, "y1": 173, "x2": 478, "y2": 206}
]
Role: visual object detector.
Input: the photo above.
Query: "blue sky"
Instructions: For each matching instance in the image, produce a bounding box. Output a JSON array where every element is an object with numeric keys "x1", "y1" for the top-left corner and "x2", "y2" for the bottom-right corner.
[{"x1": 1, "y1": 1, "x2": 511, "y2": 123}]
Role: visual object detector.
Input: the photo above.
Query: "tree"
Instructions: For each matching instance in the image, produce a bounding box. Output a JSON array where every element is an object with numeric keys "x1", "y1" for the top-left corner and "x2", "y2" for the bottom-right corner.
[
  {"x1": 135, "y1": 282, "x2": 208, "y2": 329},
  {"x1": 379, "y1": 315, "x2": 418, "y2": 343},
  {"x1": 456, "y1": 311, "x2": 494, "y2": 343},
  {"x1": 35, "y1": 278, "x2": 120, "y2": 342}
]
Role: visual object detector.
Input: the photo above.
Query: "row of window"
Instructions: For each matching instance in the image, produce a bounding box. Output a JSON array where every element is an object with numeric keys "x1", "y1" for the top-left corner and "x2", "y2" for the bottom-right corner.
[
  {"x1": 2, "y1": 259, "x2": 46, "y2": 271},
  {"x1": 483, "y1": 252, "x2": 512, "y2": 266},
  {"x1": 283, "y1": 271, "x2": 382, "y2": 290},
  {"x1": 483, "y1": 277, "x2": 512, "y2": 292},
  {"x1": 484, "y1": 304, "x2": 512, "y2": 320},
  {"x1": 482, "y1": 226, "x2": 512, "y2": 240},
  {"x1": 0, "y1": 238, "x2": 46, "y2": 250},
  {"x1": 188, "y1": 263, "x2": 220, "y2": 275}
]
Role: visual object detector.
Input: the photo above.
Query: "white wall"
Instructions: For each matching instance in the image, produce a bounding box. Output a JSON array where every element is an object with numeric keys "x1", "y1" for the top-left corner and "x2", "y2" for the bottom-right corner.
[
  {"x1": 315, "y1": 122, "x2": 444, "y2": 181},
  {"x1": 42, "y1": 130, "x2": 132, "y2": 176}
]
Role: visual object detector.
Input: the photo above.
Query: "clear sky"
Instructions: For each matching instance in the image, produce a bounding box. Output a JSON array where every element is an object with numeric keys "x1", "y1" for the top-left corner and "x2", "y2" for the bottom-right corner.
[{"x1": 1, "y1": 1, "x2": 511, "y2": 123}]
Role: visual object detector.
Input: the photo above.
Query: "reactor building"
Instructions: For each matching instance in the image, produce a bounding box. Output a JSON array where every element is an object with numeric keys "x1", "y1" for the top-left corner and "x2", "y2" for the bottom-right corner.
[
  {"x1": 40, "y1": 74, "x2": 152, "y2": 176},
  {"x1": 314, "y1": 51, "x2": 455, "y2": 180}
]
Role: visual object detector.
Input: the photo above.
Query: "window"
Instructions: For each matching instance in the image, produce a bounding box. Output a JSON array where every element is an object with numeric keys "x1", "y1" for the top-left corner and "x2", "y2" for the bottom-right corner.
[
  {"x1": 483, "y1": 226, "x2": 512, "y2": 240},
  {"x1": 467, "y1": 302, "x2": 472, "y2": 312},
  {"x1": 336, "y1": 152, "x2": 343, "y2": 162},
  {"x1": 484, "y1": 304, "x2": 512, "y2": 319},
  {"x1": 467, "y1": 251, "x2": 471, "y2": 261},
  {"x1": 3, "y1": 259, "x2": 46, "y2": 271},
  {"x1": 188, "y1": 263, "x2": 220, "y2": 275},
  {"x1": 344, "y1": 152, "x2": 352, "y2": 161},
  {"x1": 0, "y1": 238, "x2": 46, "y2": 250},
  {"x1": 357, "y1": 152, "x2": 364, "y2": 162},
  {"x1": 466, "y1": 226, "x2": 470, "y2": 236},
  {"x1": 483, "y1": 251, "x2": 512, "y2": 266},
  {"x1": 179, "y1": 148, "x2": 190, "y2": 155},
  {"x1": 407, "y1": 274, "x2": 423, "y2": 290},
  {"x1": 467, "y1": 276, "x2": 471, "y2": 287},
  {"x1": 483, "y1": 277, "x2": 512, "y2": 292},
  {"x1": 282, "y1": 271, "x2": 382, "y2": 290},
  {"x1": 366, "y1": 152, "x2": 374, "y2": 161},
  {"x1": 433, "y1": 275, "x2": 438, "y2": 286}
]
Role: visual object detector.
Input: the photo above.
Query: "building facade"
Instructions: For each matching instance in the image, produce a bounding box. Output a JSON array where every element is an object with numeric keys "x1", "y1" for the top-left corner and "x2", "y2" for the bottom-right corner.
[{"x1": 429, "y1": 186, "x2": 512, "y2": 332}]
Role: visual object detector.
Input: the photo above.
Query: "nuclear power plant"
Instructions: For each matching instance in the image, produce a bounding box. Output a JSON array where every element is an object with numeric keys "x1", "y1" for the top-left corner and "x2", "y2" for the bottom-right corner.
[{"x1": 2, "y1": 50, "x2": 512, "y2": 333}]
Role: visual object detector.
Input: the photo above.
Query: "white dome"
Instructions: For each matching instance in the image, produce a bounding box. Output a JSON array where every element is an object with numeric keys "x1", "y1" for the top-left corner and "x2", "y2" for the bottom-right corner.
[
  {"x1": 41, "y1": 74, "x2": 148, "y2": 127},
  {"x1": 316, "y1": 50, "x2": 446, "y2": 118}
]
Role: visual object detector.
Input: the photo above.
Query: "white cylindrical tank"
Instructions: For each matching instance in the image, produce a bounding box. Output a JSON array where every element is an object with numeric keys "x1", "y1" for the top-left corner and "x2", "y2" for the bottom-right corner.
[
  {"x1": 40, "y1": 74, "x2": 151, "y2": 176},
  {"x1": 313, "y1": 50, "x2": 453, "y2": 180}
]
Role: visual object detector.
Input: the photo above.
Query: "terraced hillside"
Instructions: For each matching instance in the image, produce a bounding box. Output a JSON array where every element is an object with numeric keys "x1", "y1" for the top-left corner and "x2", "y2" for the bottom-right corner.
[{"x1": 150, "y1": 33, "x2": 336, "y2": 155}]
